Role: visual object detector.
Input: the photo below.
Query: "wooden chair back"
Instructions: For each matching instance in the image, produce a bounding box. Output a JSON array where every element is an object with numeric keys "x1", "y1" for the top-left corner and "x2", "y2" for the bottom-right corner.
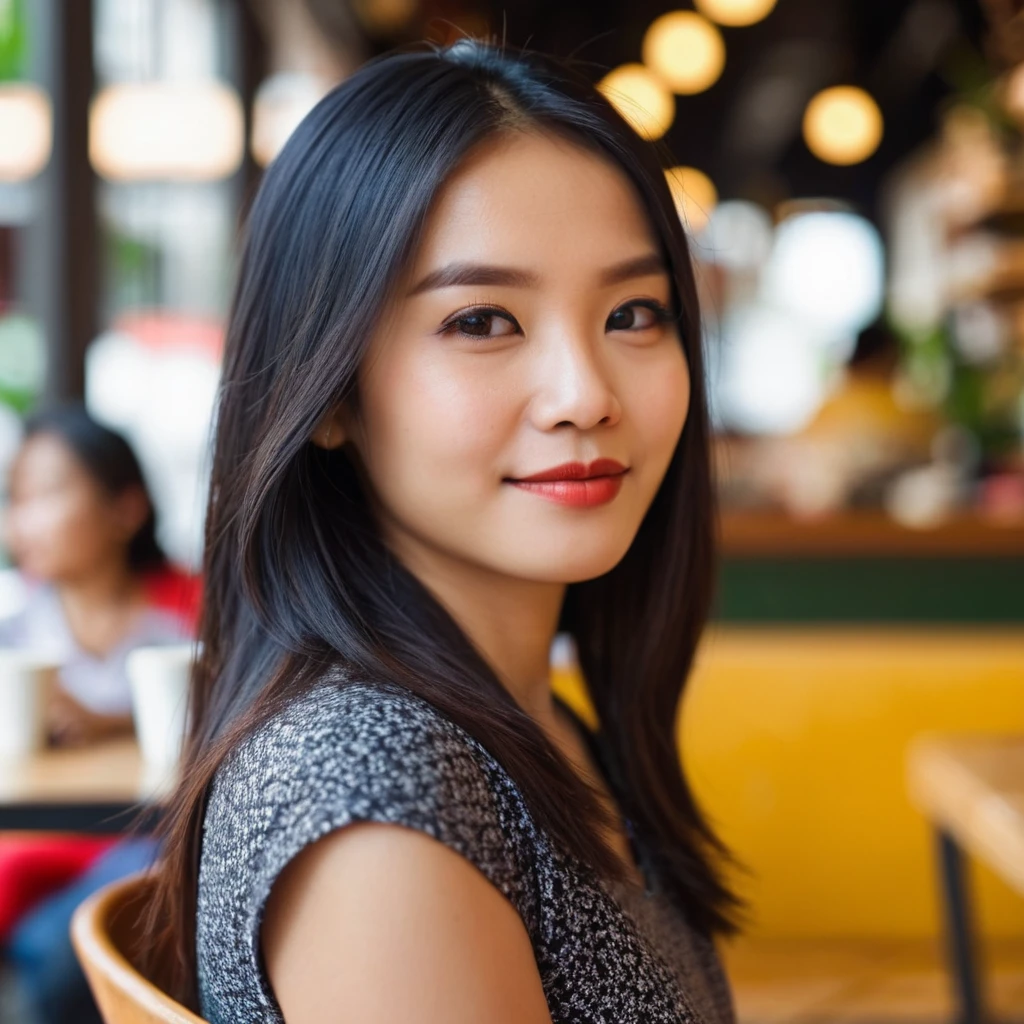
[{"x1": 71, "y1": 872, "x2": 207, "y2": 1024}]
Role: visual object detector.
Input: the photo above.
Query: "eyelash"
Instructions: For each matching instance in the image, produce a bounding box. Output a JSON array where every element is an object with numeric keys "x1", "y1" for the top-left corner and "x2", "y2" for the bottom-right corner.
[{"x1": 439, "y1": 299, "x2": 676, "y2": 339}]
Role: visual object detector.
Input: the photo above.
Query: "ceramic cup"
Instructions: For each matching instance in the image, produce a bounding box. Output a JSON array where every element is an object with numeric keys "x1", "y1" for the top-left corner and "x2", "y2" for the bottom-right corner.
[
  {"x1": 126, "y1": 643, "x2": 195, "y2": 768},
  {"x1": 0, "y1": 649, "x2": 58, "y2": 759}
]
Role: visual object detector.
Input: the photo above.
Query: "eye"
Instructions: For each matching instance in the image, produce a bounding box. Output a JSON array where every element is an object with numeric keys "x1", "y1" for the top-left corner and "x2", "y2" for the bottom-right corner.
[
  {"x1": 441, "y1": 306, "x2": 521, "y2": 339},
  {"x1": 606, "y1": 300, "x2": 673, "y2": 333}
]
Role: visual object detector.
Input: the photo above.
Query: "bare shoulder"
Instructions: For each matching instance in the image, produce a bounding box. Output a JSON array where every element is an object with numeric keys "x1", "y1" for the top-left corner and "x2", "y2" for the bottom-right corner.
[{"x1": 262, "y1": 821, "x2": 554, "y2": 1024}]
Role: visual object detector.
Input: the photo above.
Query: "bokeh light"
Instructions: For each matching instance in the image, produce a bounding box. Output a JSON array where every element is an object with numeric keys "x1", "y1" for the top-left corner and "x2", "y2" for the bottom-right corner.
[
  {"x1": 351, "y1": 0, "x2": 419, "y2": 33},
  {"x1": 701, "y1": 200, "x2": 774, "y2": 269},
  {"x1": 762, "y1": 210, "x2": 885, "y2": 354},
  {"x1": 803, "y1": 86, "x2": 884, "y2": 166},
  {"x1": 694, "y1": 0, "x2": 778, "y2": 27},
  {"x1": 251, "y1": 73, "x2": 332, "y2": 166},
  {"x1": 642, "y1": 11, "x2": 725, "y2": 96},
  {"x1": 0, "y1": 84, "x2": 52, "y2": 182},
  {"x1": 597, "y1": 64, "x2": 675, "y2": 140},
  {"x1": 665, "y1": 165, "x2": 718, "y2": 233},
  {"x1": 716, "y1": 305, "x2": 828, "y2": 435},
  {"x1": 1004, "y1": 62, "x2": 1024, "y2": 125},
  {"x1": 89, "y1": 82, "x2": 245, "y2": 181}
]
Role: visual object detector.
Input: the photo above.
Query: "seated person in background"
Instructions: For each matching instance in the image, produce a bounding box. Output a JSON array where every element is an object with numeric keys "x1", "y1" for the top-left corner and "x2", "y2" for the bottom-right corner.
[
  {"x1": 0, "y1": 404, "x2": 198, "y2": 1024},
  {"x1": 0, "y1": 403, "x2": 196, "y2": 739}
]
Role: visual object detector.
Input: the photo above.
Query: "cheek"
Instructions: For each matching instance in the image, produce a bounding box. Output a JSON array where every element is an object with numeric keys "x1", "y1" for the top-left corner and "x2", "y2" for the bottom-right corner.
[
  {"x1": 359, "y1": 350, "x2": 516, "y2": 507},
  {"x1": 625, "y1": 348, "x2": 691, "y2": 470},
  {"x1": 15, "y1": 496, "x2": 113, "y2": 566}
]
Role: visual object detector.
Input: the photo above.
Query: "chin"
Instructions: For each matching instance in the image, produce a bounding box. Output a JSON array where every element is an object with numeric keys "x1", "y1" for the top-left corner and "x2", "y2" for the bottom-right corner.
[{"x1": 513, "y1": 536, "x2": 636, "y2": 584}]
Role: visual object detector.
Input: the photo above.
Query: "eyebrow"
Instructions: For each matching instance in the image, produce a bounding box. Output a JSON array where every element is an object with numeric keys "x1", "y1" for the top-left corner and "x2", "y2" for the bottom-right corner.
[{"x1": 407, "y1": 252, "x2": 668, "y2": 296}]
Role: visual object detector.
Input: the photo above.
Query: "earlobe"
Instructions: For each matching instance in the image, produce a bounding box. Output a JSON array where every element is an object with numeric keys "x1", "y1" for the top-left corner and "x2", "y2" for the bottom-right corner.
[{"x1": 311, "y1": 407, "x2": 348, "y2": 450}]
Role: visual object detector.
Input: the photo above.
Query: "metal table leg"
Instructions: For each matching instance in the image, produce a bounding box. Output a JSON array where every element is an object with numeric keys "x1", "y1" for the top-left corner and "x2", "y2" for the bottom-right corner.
[{"x1": 937, "y1": 829, "x2": 986, "y2": 1024}]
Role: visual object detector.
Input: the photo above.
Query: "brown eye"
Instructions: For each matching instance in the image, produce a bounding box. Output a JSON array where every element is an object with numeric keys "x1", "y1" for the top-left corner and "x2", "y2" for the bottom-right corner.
[
  {"x1": 444, "y1": 307, "x2": 521, "y2": 339},
  {"x1": 607, "y1": 302, "x2": 670, "y2": 332}
]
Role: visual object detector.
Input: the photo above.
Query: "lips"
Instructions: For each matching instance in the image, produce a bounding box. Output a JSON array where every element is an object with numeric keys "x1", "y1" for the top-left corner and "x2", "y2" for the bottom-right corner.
[{"x1": 506, "y1": 459, "x2": 628, "y2": 508}]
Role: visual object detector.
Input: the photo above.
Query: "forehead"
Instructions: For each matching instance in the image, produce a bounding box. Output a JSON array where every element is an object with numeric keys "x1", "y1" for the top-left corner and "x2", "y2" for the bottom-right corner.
[{"x1": 411, "y1": 131, "x2": 659, "y2": 276}]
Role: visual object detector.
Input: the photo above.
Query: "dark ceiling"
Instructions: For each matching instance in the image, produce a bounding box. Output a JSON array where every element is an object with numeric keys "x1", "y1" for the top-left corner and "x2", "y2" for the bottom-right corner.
[{"x1": 301, "y1": 0, "x2": 993, "y2": 224}]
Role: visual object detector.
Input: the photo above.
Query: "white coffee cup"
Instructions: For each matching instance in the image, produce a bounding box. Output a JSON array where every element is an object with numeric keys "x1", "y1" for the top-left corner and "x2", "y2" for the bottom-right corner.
[
  {"x1": 126, "y1": 643, "x2": 195, "y2": 768},
  {"x1": 0, "y1": 649, "x2": 58, "y2": 759}
]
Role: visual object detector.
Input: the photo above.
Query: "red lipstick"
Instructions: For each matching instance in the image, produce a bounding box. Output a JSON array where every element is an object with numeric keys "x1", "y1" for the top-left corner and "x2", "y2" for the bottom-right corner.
[{"x1": 507, "y1": 459, "x2": 628, "y2": 508}]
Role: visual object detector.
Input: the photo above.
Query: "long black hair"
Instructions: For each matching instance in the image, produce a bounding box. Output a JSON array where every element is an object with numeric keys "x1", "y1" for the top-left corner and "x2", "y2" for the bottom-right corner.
[
  {"x1": 151, "y1": 40, "x2": 743, "y2": 1003},
  {"x1": 23, "y1": 403, "x2": 166, "y2": 573}
]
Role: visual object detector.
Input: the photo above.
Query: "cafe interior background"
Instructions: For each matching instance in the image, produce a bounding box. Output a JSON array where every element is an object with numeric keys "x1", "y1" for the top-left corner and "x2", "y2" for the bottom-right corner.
[{"x1": 0, "y1": 0, "x2": 1021, "y2": 1019}]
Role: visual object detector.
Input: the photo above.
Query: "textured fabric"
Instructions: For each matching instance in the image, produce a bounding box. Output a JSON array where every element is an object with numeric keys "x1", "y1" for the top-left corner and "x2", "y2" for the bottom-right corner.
[{"x1": 197, "y1": 677, "x2": 736, "y2": 1024}]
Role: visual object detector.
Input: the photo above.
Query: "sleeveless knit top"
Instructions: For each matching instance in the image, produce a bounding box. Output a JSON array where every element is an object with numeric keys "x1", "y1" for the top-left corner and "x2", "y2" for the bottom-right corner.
[{"x1": 196, "y1": 677, "x2": 736, "y2": 1024}]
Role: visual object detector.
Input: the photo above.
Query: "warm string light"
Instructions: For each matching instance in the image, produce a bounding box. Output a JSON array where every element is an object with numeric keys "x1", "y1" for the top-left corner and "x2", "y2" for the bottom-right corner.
[
  {"x1": 694, "y1": 0, "x2": 777, "y2": 27},
  {"x1": 597, "y1": 64, "x2": 675, "y2": 140},
  {"x1": 802, "y1": 86, "x2": 883, "y2": 166},
  {"x1": 642, "y1": 11, "x2": 725, "y2": 95},
  {"x1": 665, "y1": 166, "x2": 718, "y2": 232}
]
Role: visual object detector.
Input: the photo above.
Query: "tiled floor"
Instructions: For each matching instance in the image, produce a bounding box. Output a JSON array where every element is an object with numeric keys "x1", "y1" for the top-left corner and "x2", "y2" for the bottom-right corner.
[{"x1": 721, "y1": 937, "x2": 1024, "y2": 1024}]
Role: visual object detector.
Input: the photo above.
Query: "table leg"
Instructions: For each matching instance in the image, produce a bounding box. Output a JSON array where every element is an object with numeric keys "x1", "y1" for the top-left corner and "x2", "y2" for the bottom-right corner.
[{"x1": 937, "y1": 829, "x2": 986, "y2": 1024}]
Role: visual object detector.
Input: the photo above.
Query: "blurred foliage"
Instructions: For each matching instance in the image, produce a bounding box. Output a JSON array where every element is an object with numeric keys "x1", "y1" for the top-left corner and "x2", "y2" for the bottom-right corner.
[
  {"x1": 105, "y1": 230, "x2": 162, "y2": 312},
  {"x1": 0, "y1": 0, "x2": 27, "y2": 82},
  {"x1": 0, "y1": 313, "x2": 44, "y2": 413},
  {"x1": 894, "y1": 317, "x2": 1024, "y2": 467}
]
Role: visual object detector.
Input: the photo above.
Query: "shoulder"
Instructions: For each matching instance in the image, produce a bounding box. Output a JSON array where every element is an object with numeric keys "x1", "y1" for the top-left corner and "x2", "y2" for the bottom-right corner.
[
  {"x1": 209, "y1": 679, "x2": 515, "y2": 839},
  {"x1": 199, "y1": 677, "x2": 542, "y2": 957},
  {"x1": 261, "y1": 819, "x2": 553, "y2": 1024}
]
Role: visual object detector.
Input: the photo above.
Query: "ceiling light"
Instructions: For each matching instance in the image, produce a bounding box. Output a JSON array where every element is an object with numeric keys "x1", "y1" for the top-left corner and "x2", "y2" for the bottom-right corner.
[
  {"x1": 251, "y1": 73, "x2": 332, "y2": 167},
  {"x1": 0, "y1": 84, "x2": 51, "y2": 182},
  {"x1": 642, "y1": 12, "x2": 725, "y2": 96},
  {"x1": 90, "y1": 81, "x2": 244, "y2": 182},
  {"x1": 694, "y1": 0, "x2": 777, "y2": 27},
  {"x1": 802, "y1": 86, "x2": 883, "y2": 166},
  {"x1": 665, "y1": 166, "x2": 718, "y2": 233},
  {"x1": 598, "y1": 64, "x2": 675, "y2": 140}
]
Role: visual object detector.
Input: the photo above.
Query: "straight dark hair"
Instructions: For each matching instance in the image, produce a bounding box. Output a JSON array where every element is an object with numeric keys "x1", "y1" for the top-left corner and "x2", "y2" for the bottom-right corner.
[
  {"x1": 23, "y1": 403, "x2": 166, "y2": 574},
  {"x1": 149, "y1": 40, "x2": 743, "y2": 1004}
]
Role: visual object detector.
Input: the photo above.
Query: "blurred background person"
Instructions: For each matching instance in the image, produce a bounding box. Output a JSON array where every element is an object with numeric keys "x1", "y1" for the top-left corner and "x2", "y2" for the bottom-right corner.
[{"x1": 0, "y1": 404, "x2": 197, "y2": 1024}]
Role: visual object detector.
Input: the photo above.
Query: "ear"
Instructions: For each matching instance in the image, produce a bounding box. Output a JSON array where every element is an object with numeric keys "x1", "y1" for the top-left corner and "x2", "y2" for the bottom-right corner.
[{"x1": 311, "y1": 404, "x2": 348, "y2": 451}]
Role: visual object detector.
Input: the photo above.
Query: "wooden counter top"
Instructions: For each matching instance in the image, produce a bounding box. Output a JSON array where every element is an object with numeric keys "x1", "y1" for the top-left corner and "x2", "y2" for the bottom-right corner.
[{"x1": 719, "y1": 509, "x2": 1024, "y2": 558}]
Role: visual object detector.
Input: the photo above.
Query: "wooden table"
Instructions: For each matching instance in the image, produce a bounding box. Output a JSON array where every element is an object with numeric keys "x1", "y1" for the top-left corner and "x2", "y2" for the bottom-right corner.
[
  {"x1": 907, "y1": 735, "x2": 1024, "y2": 1024},
  {"x1": 0, "y1": 738, "x2": 170, "y2": 833}
]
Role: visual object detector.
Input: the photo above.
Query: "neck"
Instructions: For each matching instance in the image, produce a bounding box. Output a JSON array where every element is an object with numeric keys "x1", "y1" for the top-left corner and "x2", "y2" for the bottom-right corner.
[{"x1": 387, "y1": 534, "x2": 565, "y2": 727}]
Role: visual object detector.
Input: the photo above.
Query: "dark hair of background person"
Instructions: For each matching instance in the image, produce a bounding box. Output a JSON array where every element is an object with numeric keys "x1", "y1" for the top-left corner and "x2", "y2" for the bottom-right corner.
[
  {"x1": 22, "y1": 404, "x2": 167, "y2": 574},
  {"x1": 146, "y1": 39, "x2": 745, "y2": 1004}
]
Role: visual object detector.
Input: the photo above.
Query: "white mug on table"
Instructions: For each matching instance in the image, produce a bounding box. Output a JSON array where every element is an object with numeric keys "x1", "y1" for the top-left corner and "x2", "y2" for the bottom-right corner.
[
  {"x1": 0, "y1": 649, "x2": 59, "y2": 759},
  {"x1": 126, "y1": 642, "x2": 196, "y2": 769}
]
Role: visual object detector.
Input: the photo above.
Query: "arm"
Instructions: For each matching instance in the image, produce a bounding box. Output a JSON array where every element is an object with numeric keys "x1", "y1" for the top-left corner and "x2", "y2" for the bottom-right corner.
[
  {"x1": 47, "y1": 689, "x2": 134, "y2": 746},
  {"x1": 262, "y1": 822, "x2": 554, "y2": 1024}
]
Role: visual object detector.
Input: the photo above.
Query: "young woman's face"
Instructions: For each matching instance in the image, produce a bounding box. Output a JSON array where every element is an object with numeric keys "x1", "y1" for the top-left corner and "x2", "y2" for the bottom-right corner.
[
  {"x1": 341, "y1": 132, "x2": 691, "y2": 585},
  {"x1": 3, "y1": 433, "x2": 147, "y2": 582}
]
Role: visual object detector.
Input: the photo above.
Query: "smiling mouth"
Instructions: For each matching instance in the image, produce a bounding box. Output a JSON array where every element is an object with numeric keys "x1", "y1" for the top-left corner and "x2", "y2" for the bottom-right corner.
[{"x1": 505, "y1": 459, "x2": 629, "y2": 508}]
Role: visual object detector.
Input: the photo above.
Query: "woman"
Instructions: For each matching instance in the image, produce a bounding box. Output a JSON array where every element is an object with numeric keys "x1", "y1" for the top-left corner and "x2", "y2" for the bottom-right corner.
[
  {"x1": 153, "y1": 40, "x2": 743, "y2": 1024},
  {"x1": 0, "y1": 405, "x2": 196, "y2": 1024}
]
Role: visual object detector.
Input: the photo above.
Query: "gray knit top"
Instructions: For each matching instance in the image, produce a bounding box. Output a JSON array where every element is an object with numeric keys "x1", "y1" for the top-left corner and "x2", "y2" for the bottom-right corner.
[{"x1": 196, "y1": 677, "x2": 736, "y2": 1024}]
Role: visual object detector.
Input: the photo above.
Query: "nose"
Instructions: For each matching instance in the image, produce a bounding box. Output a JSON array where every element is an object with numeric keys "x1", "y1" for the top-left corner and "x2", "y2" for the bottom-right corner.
[{"x1": 529, "y1": 329, "x2": 622, "y2": 432}]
